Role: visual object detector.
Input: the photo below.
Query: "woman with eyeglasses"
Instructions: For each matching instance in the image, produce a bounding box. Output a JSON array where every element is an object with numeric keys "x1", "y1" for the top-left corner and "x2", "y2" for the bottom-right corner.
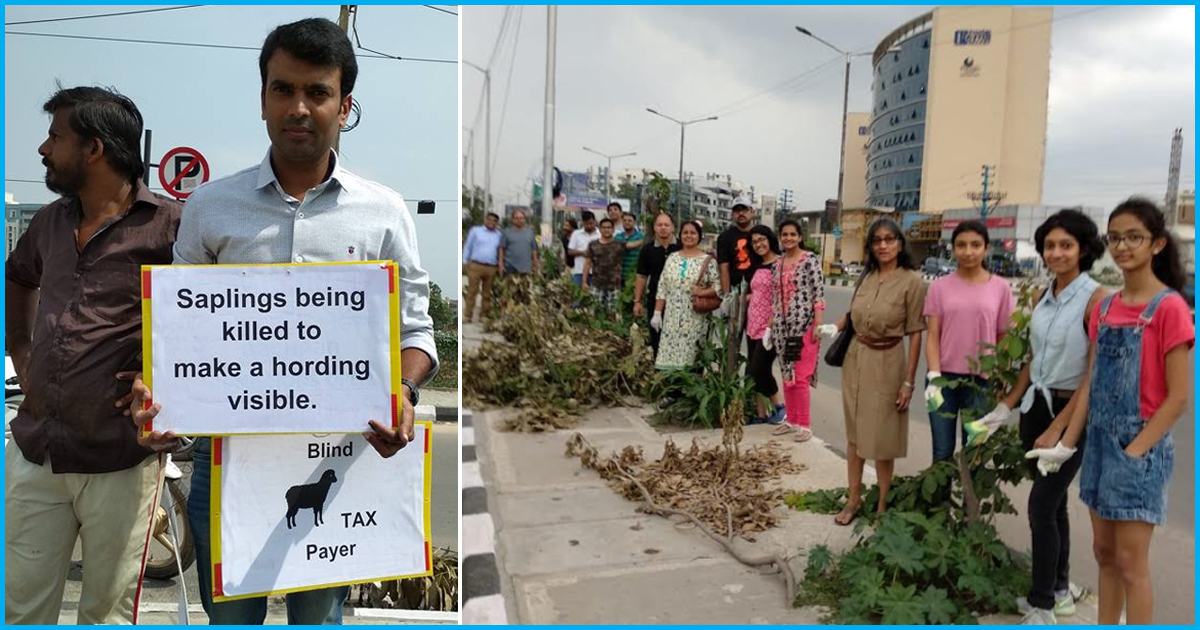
[
  {"x1": 922, "y1": 220, "x2": 1015, "y2": 462},
  {"x1": 970, "y1": 209, "x2": 1107, "y2": 624},
  {"x1": 816, "y1": 218, "x2": 926, "y2": 525},
  {"x1": 1029, "y1": 198, "x2": 1193, "y2": 625}
]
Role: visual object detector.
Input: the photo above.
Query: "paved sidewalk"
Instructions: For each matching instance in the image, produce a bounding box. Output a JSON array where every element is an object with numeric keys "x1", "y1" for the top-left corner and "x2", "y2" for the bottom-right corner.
[
  {"x1": 463, "y1": 318, "x2": 1101, "y2": 624},
  {"x1": 56, "y1": 603, "x2": 458, "y2": 625}
]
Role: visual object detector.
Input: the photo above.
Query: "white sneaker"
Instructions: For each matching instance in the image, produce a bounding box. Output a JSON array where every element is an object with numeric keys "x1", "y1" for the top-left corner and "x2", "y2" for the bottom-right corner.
[
  {"x1": 1017, "y1": 592, "x2": 1075, "y2": 617},
  {"x1": 1021, "y1": 608, "x2": 1057, "y2": 625}
]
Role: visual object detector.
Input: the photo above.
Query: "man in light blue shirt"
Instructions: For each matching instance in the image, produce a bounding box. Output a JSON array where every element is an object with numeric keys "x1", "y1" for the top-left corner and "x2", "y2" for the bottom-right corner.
[
  {"x1": 462, "y1": 212, "x2": 502, "y2": 323},
  {"x1": 128, "y1": 17, "x2": 436, "y2": 625}
]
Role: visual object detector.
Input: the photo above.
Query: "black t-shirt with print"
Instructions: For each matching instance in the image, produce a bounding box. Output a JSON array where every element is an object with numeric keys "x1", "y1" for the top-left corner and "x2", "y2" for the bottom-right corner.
[{"x1": 717, "y1": 227, "x2": 754, "y2": 288}]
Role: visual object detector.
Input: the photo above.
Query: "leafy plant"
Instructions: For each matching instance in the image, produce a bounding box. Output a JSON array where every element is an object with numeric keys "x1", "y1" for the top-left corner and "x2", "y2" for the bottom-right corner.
[
  {"x1": 645, "y1": 325, "x2": 763, "y2": 430},
  {"x1": 796, "y1": 512, "x2": 1029, "y2": 624}
]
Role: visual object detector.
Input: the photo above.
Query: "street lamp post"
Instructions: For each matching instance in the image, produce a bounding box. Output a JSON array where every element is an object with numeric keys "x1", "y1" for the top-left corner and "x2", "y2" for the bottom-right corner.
[
  {"x1": 794, "y1": 26, "x2": 862, "y2": 257},
  {"x1": 464, "y1": 60, "x2": 491, "y2": 218},
  {"x1": 646, "y1": 108, "x2": 718, "y2": 225},
  {"x1": 582, "y1": 146, "x2": 636, "y2": 203}
]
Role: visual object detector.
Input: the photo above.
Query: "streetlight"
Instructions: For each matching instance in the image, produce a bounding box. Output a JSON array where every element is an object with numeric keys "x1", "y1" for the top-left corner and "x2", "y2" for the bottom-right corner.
[
  {"x1": 793, "y1": 25, "x2": 866, "y2": 257},
  {"x1": 464, "y1": 60, "x2": 491, "y2": 217},
  {"x1": 646, "y1": 108, "x2": 718, "y2": 224},
  {"x1": 582, "y1": 146, "x2": 636, "y2": 203}
]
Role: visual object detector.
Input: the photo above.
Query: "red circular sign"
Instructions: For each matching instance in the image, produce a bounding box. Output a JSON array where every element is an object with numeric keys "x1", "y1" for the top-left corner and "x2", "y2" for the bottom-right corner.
[{"x1": 158, "y1": 146, "x2": 210, "y2": 199}]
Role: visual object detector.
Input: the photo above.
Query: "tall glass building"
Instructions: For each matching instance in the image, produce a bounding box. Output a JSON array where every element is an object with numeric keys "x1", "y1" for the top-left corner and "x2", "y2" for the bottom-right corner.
[{"x1": 865, "y1": 7, "x2": 1052, "y2": 214}]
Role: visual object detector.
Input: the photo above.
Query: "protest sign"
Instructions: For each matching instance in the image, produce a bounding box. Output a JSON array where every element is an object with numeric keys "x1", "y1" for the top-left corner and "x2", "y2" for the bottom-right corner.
[
  {"x1": 141, "y1": 262, "x2": 401, "y2": 435},
  {"x1": 210, "y1": 424, "x2": 432, "y2": 600}
]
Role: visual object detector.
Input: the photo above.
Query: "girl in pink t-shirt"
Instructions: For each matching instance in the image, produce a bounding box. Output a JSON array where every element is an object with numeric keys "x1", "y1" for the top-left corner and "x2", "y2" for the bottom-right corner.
[
  {"x1": 923, "y1": 221, "x2": 1015, "y2": 461},
  {"x1": 1032, "y1": 198, "x2": 1194, "y2": 625}
]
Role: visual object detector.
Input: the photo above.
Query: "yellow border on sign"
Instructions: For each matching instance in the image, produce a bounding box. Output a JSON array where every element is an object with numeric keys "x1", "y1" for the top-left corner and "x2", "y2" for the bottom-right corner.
[
  {"x1": 139, "y1": 261, "x2": 400, "y2": 437},
  {"x1": 210, "y1": 436, "x2": 224, "y2": 601},
  {"x1": 210, "y1": 421, "x2": 435, "y2": 602}
]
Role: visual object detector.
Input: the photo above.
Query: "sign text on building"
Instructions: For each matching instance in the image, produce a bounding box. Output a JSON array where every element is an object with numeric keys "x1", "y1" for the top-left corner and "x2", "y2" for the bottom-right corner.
[{"x1": 954, "y1": 29, "x2": 992, "y2": 46}]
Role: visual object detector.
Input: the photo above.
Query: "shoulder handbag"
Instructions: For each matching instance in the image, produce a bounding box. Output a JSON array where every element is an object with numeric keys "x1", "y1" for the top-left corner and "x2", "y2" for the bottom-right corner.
[
  {"x1": 823, "y1": 272, "x2": 867, "y2": 368},
  {"x1": 691, "y1": 255, "x2": 721, "y2": 314},
  {"x1": 778, "y1": 260, "x2": 806, "y2": 363}
]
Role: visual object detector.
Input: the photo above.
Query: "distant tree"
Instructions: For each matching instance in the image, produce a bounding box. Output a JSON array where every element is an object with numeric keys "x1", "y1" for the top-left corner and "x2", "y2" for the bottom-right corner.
[{"x1": 428, "y1": 282, "x2": 456, "y2": 331}]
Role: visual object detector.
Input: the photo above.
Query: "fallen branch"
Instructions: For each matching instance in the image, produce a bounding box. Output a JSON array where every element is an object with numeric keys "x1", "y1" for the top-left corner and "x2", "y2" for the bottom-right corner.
[{"x1": 567, "y1": 433, "x2": 798, "y2": 606}]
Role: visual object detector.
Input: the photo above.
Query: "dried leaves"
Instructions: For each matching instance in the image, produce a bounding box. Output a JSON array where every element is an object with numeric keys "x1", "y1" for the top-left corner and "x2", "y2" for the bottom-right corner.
[{"x1": 566, "y1": 433, "x2": 803, "y2": 539}]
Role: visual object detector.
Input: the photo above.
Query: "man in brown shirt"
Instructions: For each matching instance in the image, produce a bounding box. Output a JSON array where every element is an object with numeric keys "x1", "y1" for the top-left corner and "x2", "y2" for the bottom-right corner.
[
  {"x1": 4, "y1": 86, "x2": 182, "y2": 624},
  {"x1": 582, "y1": 218, "x2": 626, "y2": 317}
]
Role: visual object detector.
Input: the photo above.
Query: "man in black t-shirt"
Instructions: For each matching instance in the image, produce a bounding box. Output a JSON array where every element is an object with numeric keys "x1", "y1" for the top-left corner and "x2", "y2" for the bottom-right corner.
[
  {"x1": 634, "y1": 212, "x2": 681, "y2": 357},
  {"x1": 717, "y1": 196, "x2": 756, "y2": 294}
]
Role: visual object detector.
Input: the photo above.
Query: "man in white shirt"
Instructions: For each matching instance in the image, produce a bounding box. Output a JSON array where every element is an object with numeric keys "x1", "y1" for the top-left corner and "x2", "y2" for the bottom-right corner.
[{"x1": 566, "y1": 210, "x2": 601, "y2": 286}]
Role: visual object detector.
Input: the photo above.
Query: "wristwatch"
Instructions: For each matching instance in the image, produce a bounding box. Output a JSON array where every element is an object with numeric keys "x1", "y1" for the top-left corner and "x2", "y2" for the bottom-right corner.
[{"x1": 401, "y1": 377, "x2": 420, "y2": 406}]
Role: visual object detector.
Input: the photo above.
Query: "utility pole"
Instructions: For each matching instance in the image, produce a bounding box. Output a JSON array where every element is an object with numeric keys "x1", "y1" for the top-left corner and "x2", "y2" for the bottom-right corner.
[
  {"x1": 647, "y1": 108, "x2": 718, "y2": 225},
  {"x1": 582, "y1": 146, "x2": 636, "y2": 202},
  {"x1": 464, "y1": 60, "x2": 492, "y2": 219},
  {"x1": 1165, "y1": 128, "x2": 1183, "y2": 226},
  {"x1": 540, "y1": 6, "x2": 557, "y2": 245},
  {"x1": 334, "y1": 5, "x2": 354, "y2": 154},
  {"x1": 968, "y1": 165, "x2": 1005, "y2": 222}
]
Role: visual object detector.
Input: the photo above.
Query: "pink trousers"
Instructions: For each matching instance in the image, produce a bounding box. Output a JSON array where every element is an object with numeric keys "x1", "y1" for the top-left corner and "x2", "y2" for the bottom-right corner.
[{"x1": 783, "y1": 325, "x2": 819, "y2": 429}]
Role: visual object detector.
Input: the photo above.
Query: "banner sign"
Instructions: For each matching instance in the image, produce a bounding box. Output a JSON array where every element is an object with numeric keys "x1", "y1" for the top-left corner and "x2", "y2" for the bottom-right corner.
[
  {"x1": 941, "y1": 216, "x2": 1016, "y2": 231},
  {"x1": 210, "y1": 426, "x2": 432, "y2": 601},
  {"x1": 141, "y1": 262, "x2": 401, "y2": 435}
]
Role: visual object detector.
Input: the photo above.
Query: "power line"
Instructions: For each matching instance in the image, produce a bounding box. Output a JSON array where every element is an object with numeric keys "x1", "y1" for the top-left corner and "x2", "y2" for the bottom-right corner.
[
  {"x1": 5, "y1": 30, "x2": 456, "y2": 64},
  {"x1": 5, "y1": 5, "x2": 205, "y2": 26},
  {"x1": 491, "y1": 6, "x2": 522, "y2": 174},
  {"x1": 422, "y1": 5, "x2": 457, "y2": 17},
  {"x1": 348, "y1": 10, "x2": 457, "y2": 64},
  {"x1": 488, "y1": 7, "x2": 514, "y2": 70}
]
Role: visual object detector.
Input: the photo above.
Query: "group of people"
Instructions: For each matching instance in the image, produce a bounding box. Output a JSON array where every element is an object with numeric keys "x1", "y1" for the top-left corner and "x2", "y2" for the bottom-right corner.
[
  {"x1": 621, "y1": 195, "x2": 1191, "y2": 625},
  {"x1": 6, "y1": 18, "x2": 437, "y2": 625},
  {"x1": 462, "y1": 207, "x2": 540, "y2": 323}
]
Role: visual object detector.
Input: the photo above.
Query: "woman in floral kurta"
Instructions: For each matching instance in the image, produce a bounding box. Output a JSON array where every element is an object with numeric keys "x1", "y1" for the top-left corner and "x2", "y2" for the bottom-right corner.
[
  {"x1": 653, "y1": 221, "x2": 719, "y2": 370},
  {"x1": 769, "y1": 220, "x2": 825, "y2": 442}
]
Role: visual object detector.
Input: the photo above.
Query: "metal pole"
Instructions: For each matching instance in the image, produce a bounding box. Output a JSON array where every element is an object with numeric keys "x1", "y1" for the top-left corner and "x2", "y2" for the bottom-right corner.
[
  {"x1": 605, "y1": 156, "x2": 611, "y2": 202},
  {"x1": 981, "y1": 165, "x2": 989, "y2": 220},
  {"x1": 467, "y1": 128, "x2": 476, "y2": 218},
  {"x1": 835, "y1": 52, "x2": 850, "y2": 257},
  {"x1": 142, "y1": 128, "x2": 152, "y2": 186},
  {"x1": 677, "y1": 124, "x2": 685, "y2": 225},
  {"x1": 484, "y1": 70, "x2": 492, "y2": 217},
  {"x1": 540, "y1": 6, "x2": 557, "y2": 244},
  {"x1": 334, "y1": 5, "x2": 351, "y2": 154}
]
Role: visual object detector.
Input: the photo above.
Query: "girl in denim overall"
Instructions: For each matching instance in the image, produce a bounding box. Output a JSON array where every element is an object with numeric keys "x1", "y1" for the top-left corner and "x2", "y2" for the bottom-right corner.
[{"x1": 1030, "y1": 199, "x2": 1194, "y2": 624}]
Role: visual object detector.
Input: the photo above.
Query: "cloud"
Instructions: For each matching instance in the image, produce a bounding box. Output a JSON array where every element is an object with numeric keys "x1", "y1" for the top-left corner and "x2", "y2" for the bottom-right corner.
[{"x1": 464, "y1": 5, "x2": 1194, "y2": 214}]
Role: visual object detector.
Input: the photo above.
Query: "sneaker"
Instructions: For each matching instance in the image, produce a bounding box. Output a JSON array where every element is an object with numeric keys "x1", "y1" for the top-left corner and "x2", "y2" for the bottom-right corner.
[
  {"x1": 767, "y1": 404, "x2": 787, "y2": 425},
  {"x1": 745, "y1": 415, "x2": 770, "y2": 426},
  {"x1": 1017, "y1": 594, "x2": 1075, "y2": 618},
  {"x1": 1020, "y1": 608, "x2": 1057, "y2": 625}
]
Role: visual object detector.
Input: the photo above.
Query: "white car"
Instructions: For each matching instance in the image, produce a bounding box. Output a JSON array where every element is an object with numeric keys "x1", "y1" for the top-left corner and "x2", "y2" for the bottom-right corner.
[{"x1": 844, "y1": 263, "x2": 864, "y2": 276}]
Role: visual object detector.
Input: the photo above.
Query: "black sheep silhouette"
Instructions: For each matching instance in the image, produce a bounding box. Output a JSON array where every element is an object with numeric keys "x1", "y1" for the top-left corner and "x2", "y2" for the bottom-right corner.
[{"x1": 285, "y1": 469, "x2": 338, "y2": 529}]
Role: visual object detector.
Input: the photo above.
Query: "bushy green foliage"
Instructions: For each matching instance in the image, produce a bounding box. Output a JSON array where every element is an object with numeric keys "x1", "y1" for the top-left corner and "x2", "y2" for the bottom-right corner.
[
  {"x1": 645, "y1": 325, "x2": 762, "y2": 429},
  {"x1": 797, "y1": 512, "x2": 1029, "y2": 624}
]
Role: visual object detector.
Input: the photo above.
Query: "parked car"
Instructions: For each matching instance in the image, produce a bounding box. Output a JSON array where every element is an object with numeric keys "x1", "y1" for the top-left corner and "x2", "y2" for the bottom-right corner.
[{"x1": 844, "y1": 262, "x2": 863, "y2": 276}]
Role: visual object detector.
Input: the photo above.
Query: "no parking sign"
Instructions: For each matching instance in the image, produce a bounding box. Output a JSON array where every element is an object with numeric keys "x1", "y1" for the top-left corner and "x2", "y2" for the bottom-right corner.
[{"x1": 159, "y1": 146, "x2": 210, "y2": 199}]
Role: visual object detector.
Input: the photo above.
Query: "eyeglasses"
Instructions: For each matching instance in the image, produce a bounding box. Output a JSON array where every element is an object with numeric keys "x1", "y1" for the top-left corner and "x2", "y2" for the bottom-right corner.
[
  {"x1": 1105, "y1": 233, "x2": 1149, "y2": 250},
  {"x1": 870, "y1": 235, "x2": 899, "y2": 246}
]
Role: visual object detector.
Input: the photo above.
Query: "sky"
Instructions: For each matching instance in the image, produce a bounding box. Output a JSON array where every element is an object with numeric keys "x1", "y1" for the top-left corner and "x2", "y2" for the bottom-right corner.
[
  {"x1": 4, "y1": 5, "x2": 460, "y2": 292},
  {"x1": 462, "y1": 5, "x2": 1195, "y2": 213}
]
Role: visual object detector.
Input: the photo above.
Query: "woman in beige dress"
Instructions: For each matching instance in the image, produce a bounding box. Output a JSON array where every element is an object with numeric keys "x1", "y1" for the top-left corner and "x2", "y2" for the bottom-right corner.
[{"x1": 817, "y1": 218, "x2": 926, "y2": 525}]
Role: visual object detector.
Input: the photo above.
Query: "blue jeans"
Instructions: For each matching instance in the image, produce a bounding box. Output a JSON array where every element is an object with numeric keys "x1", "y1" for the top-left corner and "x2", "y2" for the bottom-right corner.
[
  {"x1": 571, "y1": 273, "x2": 583, "y2": 286},
  {"x1": 189, "y1": 439, "x2": 349, "y2": 625},
  {"x1": 927, "y1": 372, "x2": 986, "y2": 461}
]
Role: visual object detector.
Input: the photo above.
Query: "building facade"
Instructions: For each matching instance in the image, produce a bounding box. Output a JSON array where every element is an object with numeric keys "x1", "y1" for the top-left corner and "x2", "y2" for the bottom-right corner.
[
  {"x1": 843, "y1": 112, "x2": 872, "y2": 211},
  {"x1": 5, "y1": 199, "x2": 42, "y2": 260},
  {"x1": 867, "y1": 7, "x2": 1052, "y2": 214}
]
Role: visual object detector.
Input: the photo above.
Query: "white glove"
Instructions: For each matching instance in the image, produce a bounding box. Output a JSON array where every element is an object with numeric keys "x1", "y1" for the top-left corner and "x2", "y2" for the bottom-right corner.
[
  {"x1": 816, "y1": 324, "x2": 839, "y2": 339},
  {"x1": 650, "y1": 311, "x2": 663, "y2": 332},
  {"x1": 964, "y1": 403, "x2": 1010, "y2": 447},
  {"x1": 717, "y1": 297, "x2": 731, "y2": 318},
  {"x1": 762, "y1": 327, "x2": 773, "y2": 351},
  {"x1": 1025, "y1": 441, "x2": 1078, "y2": 476},
  {"x1": 924, "y1": 371, "x2": 944, "y2": 412}
]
